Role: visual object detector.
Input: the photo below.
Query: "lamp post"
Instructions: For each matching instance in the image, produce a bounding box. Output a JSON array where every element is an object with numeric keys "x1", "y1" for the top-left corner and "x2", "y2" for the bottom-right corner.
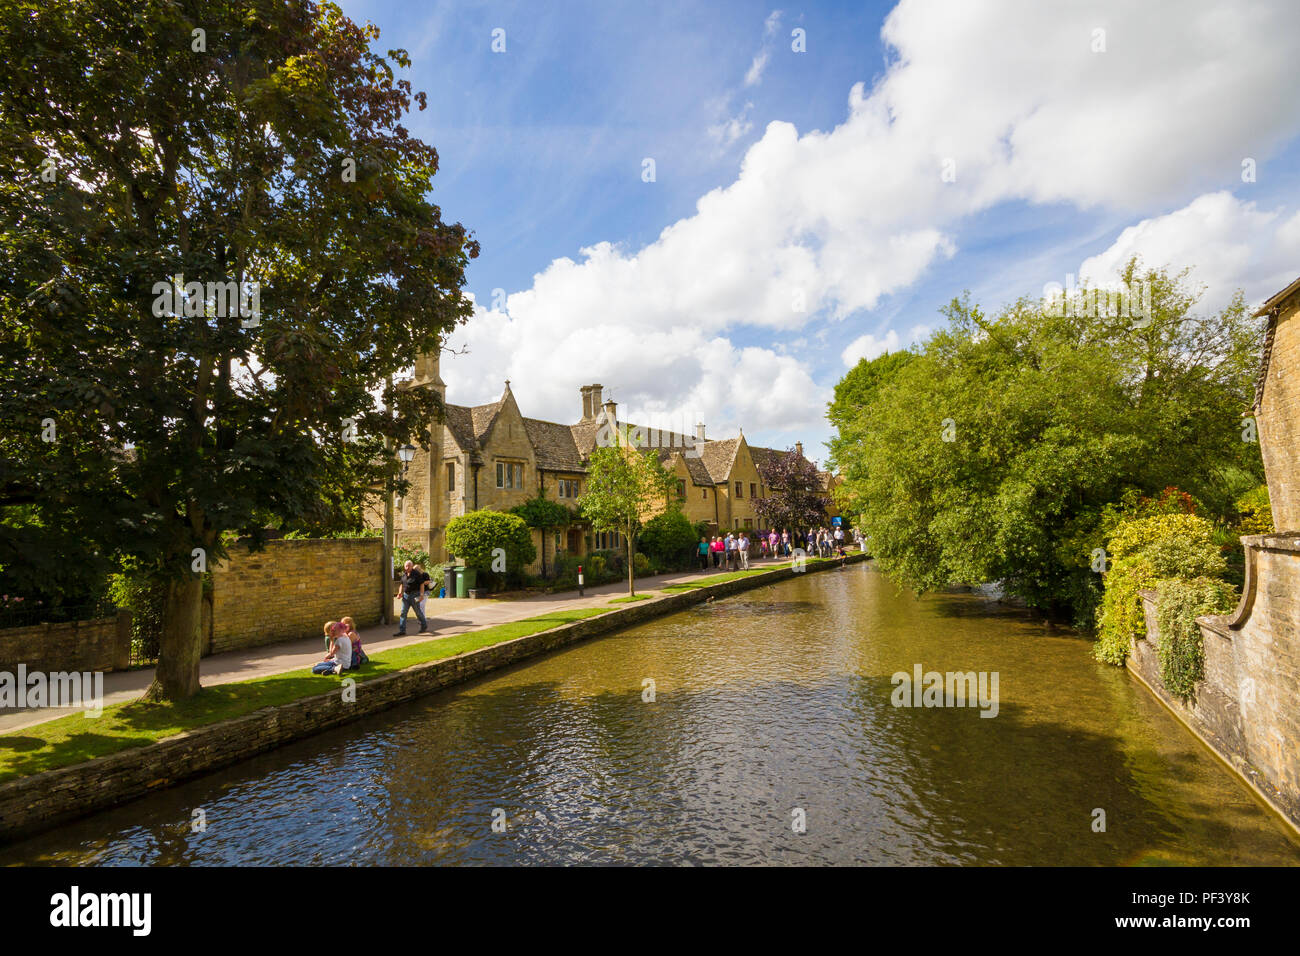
[{"x1": 382, "y1": 442, "x2": 417, "y2": 626}]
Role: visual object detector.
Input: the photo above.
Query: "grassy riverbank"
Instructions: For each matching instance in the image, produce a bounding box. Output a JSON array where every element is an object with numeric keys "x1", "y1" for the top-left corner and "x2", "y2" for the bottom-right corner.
[{"x1": 0, "y1": 606, "x2": 609, "y2": 783}]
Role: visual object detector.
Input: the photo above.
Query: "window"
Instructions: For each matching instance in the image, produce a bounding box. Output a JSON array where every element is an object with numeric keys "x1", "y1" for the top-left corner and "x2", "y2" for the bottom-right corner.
[
  {"x1": 676, "y1": 479, "x2": 686, "y2": 499},
  {"x1": 596, "y1": 531, "x2": 623, "y2": 550},
  {"x1": 446, "y1": 462, "x2": 455, "y2": 492},
  {"x1": 496, "y1": 461, "x2": 524, "y2": 489},
  {"x1": 744, "y1": 518, "x2": 753, "y2": 530},
  {"x1": 558, "y1": 478, "x2": 580, "y2": 498},
  {"x1": 750, "y1": 482, "x2": 757, "y2": 499},
  {"x1": 735, "y1": 481, "x2": 743, "y2": 498}
]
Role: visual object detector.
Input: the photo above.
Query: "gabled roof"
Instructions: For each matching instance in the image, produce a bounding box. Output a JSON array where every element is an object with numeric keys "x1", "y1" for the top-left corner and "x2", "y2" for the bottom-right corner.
[
  {"x1": 655, "y1": 447, "x2": 714, "y2": 486},
  {"x1": 523, "y1": 417, "x2": 585, "y2": 471},
  {"x1": 1253, "y1": 274, "x2": 1300, "y2": 409},
  {"x1": 700, "y1": 437, "x2": 741, "y2": 483}
]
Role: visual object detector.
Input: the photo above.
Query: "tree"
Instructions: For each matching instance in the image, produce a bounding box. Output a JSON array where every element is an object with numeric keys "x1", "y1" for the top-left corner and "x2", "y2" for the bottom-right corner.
[
  {"x1": 580, "y1": 447, "x2": 675, "y2": 596},
  {"x1": 444, "y1": 511, "x2": 536, "y2": 587},
  {"x1": 752, "y1": 448, "x2": 831, "y2": 532},
  {"x1": 510, "y1": 494, "x2": 574, "y2": 578},
  {"x1": 833, "y1": 259, "x2": 1263, "y2": 623},
  {"x1": 827, "y1": 350, "x2": 913, "y2": 518},
  {"x1": 0, "y1": 1, "x2": 479, "y2": 698},
  {"x1": 639, "y1": 508, "x2": 697, "y2": 570}
]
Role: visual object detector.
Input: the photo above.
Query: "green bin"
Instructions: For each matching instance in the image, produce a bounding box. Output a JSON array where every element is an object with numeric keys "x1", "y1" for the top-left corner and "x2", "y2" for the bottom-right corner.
[{"x1": 454, "y1": 566, "x2": 477, "y2": 598}]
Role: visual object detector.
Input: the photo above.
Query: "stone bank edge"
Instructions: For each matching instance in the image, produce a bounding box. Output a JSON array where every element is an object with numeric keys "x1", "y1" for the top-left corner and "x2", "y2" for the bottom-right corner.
[{"x1": 0, "y1": 553, "x2": 868, "y2": 844}]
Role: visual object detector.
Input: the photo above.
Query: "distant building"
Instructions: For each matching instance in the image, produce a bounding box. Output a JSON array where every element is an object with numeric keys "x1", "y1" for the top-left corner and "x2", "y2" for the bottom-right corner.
[{"x1": 365, "y1": 349, "x2": 834, "y2": 572}]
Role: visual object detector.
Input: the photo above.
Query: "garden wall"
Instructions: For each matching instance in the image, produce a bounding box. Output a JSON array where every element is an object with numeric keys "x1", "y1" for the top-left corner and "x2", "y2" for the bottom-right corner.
[
  {"x1": 0, "y1": 614, "x2": 130, "y2": 675},
  {"x1": 207, "y1": 538, "x2": 386, "y2": 654},
  {"x1": 1131, "y1": 533, "x2": 1300, "y2": 829}
]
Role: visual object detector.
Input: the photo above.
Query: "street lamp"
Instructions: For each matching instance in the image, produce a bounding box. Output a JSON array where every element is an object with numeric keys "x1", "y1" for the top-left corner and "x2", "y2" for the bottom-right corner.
[{"x1": 384, "y1": 441, "x2": 417, "y2": 626}]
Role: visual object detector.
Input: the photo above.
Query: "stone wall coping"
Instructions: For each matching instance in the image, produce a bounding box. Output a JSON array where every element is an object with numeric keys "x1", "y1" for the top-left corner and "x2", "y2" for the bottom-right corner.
[{"x1": 1239, "y1": 532, "x2": 1300, "y2": 553}]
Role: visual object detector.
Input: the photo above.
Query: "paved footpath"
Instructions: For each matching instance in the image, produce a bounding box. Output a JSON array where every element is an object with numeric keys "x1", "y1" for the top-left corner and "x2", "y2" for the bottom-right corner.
[{"x1": 0, "y1": 560, "x2": 802, "y2": 734}]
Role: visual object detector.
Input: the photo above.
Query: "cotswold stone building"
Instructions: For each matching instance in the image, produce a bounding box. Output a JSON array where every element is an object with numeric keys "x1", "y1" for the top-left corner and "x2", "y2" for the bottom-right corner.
[{"x1": 367, "y1": 349, "x2": 835, "y2": 572}]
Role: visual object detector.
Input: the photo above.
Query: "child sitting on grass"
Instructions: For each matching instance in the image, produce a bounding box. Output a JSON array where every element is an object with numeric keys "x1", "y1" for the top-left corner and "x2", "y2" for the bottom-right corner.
[
  {"x1": 341, "y1": 616, "x2": 368, "y2": 668},
  {"x1": 312, "y1": 620, "x2": 352, "y2": 675}
]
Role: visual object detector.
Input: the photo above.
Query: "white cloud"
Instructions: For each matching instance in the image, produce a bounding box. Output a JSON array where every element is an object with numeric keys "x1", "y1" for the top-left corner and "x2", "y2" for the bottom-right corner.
[
  {"x1": 1079, "y1": 191, "x2": 1300, "y2": 314},
  {"x1": 445, "y1": 0, "x2": 1300, "y2": 448}
]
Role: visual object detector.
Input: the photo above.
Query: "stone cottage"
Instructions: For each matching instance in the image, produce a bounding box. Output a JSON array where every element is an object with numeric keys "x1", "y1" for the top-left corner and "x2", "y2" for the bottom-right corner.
[{"x1": 366, "y1": 349, "x2": 837, "y2": 574}]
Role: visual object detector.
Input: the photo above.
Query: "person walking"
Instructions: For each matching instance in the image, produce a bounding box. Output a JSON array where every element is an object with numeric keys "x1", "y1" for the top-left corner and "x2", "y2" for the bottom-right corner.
[
  {"x1": 393, "y1": 560, "x2": 430, "y2": 636},
  {"x1": 698, "y1": 537, "x2": 710, "y2": 571},
  {"x1": 739, "y1": 532, "x2": 750, "y2": 570}
]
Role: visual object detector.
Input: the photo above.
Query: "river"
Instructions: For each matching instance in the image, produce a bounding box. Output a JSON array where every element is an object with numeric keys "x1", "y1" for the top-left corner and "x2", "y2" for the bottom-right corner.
[{"x1": 3, "y1": 561, "x2": 1297, "y2": 865}]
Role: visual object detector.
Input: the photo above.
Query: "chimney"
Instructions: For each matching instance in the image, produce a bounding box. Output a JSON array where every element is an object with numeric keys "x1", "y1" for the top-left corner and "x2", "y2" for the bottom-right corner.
[
  {"x1": 696, "y1": 422, "x2": 706, "y2": 443},
  {"x1": 795, "y1": 441, "x2": 803, "y2": 458},
  {"x1": 602, "y1": 396, "x2": 617, "y2": 426},
  {"x1": 580, "y1": 383, "x2": 604, "y2": 422}
]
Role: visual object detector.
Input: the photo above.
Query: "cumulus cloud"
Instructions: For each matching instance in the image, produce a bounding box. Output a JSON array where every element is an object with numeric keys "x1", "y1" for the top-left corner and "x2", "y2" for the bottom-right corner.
[
  {"x1": 1079, "y1": 191, "x2": 1300, "y2": 314},
  {"x1": 443, "y1": 0, "x2": 1300, "y2": 448}
]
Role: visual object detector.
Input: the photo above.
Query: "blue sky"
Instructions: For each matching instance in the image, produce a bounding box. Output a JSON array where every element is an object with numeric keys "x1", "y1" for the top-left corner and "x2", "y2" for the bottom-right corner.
[{"x1": 339, "y1": 0, "x2": 1300, "y2": 459}]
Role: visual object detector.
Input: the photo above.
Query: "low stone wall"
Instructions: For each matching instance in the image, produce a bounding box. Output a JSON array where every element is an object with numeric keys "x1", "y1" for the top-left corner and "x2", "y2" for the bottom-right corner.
[
  {"x1": 208, "y1": 538, "x2": 385, "y2": 655},
  {"x1": 0, "y1": 613, "x2": 130, "y2": 675},
  {"x1": 1130, "y1": 533, "x2": 1300, "y2": 830},
  {"x1": 0, "y1": 555, "x2": 866, "y2": 842}
]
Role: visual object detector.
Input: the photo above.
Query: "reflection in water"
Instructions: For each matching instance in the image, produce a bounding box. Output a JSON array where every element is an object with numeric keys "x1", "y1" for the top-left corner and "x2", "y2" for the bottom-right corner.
[{"x1": 3, "y1": 563, "x2": 1297, "y2": 866}]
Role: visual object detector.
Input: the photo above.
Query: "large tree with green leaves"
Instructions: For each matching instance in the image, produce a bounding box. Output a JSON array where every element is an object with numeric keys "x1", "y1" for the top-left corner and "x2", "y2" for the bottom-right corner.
[
  {"x1": 0, "y1": 0, "x2": 478, "y2": 698},
  {"x1": 580, "y1": 446, "x2": 675, "y2": 596},
  {"x1": 834, "y1": 259, "x2": 1263, "y2": 623}
]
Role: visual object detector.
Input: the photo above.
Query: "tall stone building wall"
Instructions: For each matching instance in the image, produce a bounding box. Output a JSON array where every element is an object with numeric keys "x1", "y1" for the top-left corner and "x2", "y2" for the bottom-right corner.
[{"x1": 1257, "y1": 285, "x2": 1300, "y2": 530}]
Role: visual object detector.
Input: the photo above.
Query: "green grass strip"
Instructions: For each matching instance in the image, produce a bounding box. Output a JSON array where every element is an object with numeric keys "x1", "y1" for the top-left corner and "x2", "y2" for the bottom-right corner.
[
  {"x1": 0, "y1": 606, "x2": 609, "y2": 783},
  {"x1": 608, "y1": 594, "x2": 653, "y2": 603}
]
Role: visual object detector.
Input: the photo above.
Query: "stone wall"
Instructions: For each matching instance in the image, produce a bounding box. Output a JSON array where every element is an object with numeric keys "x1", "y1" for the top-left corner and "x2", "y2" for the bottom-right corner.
[
  {"x1": 0, "y1": 614, "x2": 129, "y2": 675},
  {"x1": 207, "y1": 538, "x2": 386, "y2": 655},
  {"x1": 1257, "y1": 291, "x2": 1300, "y2": 529},
  {"x1": 1131, "y1": 534, "x2": 1300, "y2": 828},
  {"x1": 0, "y1": 554, "x2": 865, "y2": 842}
]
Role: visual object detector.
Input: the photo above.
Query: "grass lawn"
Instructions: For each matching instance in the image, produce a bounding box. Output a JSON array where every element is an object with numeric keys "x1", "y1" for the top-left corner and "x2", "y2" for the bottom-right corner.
[
  {"x1": 0, "y1": 606, "x2": 610, "y2": 784},
  {"x1": 608, "y1": 594, "x2": 653, "y2": 603}
]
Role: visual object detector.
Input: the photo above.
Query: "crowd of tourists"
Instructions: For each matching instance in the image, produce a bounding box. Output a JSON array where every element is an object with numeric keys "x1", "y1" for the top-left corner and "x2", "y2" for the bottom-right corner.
[{"x1": 696, "y1": 525, "x2": 862, "y2": 571}]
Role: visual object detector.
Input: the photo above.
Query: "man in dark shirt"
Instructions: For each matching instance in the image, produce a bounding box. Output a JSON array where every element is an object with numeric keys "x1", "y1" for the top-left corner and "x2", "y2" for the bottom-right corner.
[{"x1": 394, "y1": 560, "x2": 430, "y2": 636}]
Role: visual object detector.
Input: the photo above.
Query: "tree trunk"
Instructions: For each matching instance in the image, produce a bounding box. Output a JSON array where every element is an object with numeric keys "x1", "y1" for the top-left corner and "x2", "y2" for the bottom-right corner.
[
  {"x1": 143, "y1": 573, "x2": 204, "y2": 701},
  {"x1": 627, "y1": 530, "x2": 635, "y2": 597}
]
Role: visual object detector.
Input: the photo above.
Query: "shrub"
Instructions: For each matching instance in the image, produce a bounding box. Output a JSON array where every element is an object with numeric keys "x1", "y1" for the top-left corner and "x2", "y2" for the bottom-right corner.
[
  {"x1": 1154, "y1": 577, "x2": 1236, "y2": 700},
  {"x1": 640, "y1": 509, "x2": 697, "y2": 570},
  {"x1": 445, "y1": 511, "x2": 537, "y2": 589},
  {"x1": 633, "y1": 552, "x2": 651, "y2": 577},
  {"x1": 1094, "y1": 513, "x2": 1226, "y2": 665},
  {"x1": 1235, "y1": 485, "x2": 1274, "y2": 536},
  {"x1": 106, "y1": 564, "x2": 170, "y2": 663},
  {"x1": 394, "y1": 542, "x2": 431, "y2": 575}
]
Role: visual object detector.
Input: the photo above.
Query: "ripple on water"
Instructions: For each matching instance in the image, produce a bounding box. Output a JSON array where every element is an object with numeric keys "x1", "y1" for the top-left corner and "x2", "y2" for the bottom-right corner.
[{"x1": 2, "y1": 564, "x2": 1298, "y2": 866}]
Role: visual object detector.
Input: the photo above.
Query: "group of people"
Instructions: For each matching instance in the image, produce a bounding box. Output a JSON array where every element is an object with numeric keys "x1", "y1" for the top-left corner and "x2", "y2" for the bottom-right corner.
[
  {"x1": 697, "y1": 525, "x2": 858, "y2": 571},
  {"x1": 313, "y1": 559, "x2": 436, "y2": 676},
  {"x1": 313, "y1": 616, "x2": 370, "y2": 675}
]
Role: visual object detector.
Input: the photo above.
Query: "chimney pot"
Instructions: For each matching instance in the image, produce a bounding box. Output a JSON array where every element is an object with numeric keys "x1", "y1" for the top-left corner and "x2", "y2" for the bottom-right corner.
[
  {"x1": 795, "y1": 441, "x2": 804, "y2": 458},
  {"x1": 696, "y1": 422, "x2": 706, "y2": 442}
]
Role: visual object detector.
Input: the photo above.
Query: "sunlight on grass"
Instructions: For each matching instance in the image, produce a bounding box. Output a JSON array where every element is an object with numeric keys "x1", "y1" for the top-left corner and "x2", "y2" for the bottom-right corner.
[{"x1": 0, "y1": 606, "x2": 610, "y2": 783}]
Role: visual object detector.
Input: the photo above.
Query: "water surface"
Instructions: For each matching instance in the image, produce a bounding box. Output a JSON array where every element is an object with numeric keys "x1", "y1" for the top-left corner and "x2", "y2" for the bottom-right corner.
[{"x1": 3, "y1": 563, "x2": 1297, "y2": 865}]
